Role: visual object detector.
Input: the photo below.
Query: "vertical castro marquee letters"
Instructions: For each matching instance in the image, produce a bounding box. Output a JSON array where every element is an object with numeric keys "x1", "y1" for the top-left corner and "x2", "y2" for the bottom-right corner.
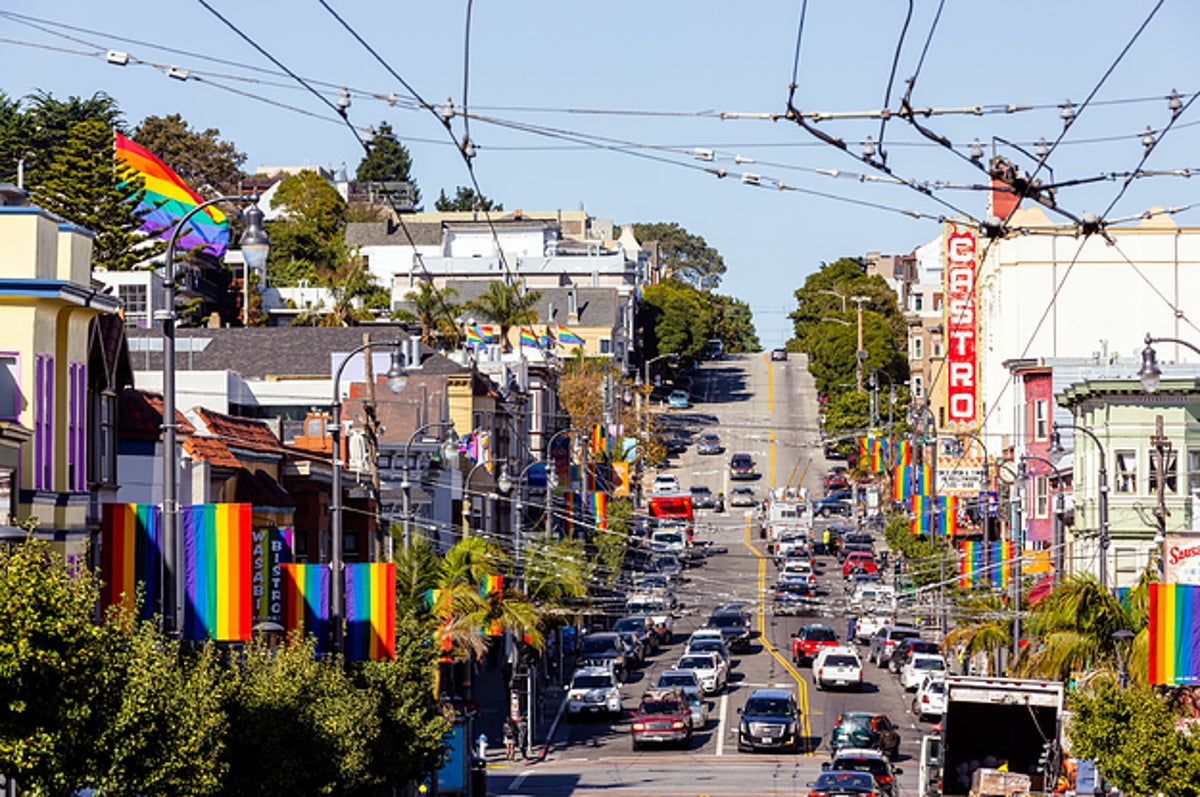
[{"x1": 944, "y1": 223, "x2": 979, "y2": 427}]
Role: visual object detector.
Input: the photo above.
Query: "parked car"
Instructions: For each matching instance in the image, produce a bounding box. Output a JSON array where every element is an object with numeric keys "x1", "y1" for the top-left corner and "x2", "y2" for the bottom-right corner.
[
  {"x1": 806, "y1": 771, "x2": 879, "y2": 797},
  {"x1": 900, "y1": 654, "x2": 948, "y2": 691},
  {"x1": 812, "y1": 645, "x2": 864, "y2": 692},
  {"x1": 737, "y1": 688, "x2": 802, "y2": 753},
  {"x1": 912, "y1": 676, "x2": 947, "y2": 721},
  {"x1": 729, "y1": 485, "x2": 756, "y2": 507},
  {"x1": 675, "y1": 651, "x2": 728, "y2": 695},
  {"x1": 689, "y1": 485, "x2": 717, "y2": 509},
  {"x1": 791, "y1": 624, "x2": 840, "y2": 667},
  {"x1": 651, "y1": 473, "x2": 681, "y2": 494},
  {"x1": 667, "y1": 390, "x2": 691, "y2": 409},
  {"x1": 631, "y1": 689, "x2": 693, "y2": 749},
  {"x1": 828, "y1": 712, "x2": 901, "y2": 758},
  {"x1": 771, "y1": 347, "x2": 788, "y2": 361},
  {"x1": 729, "y1": 453, "x2": 757, "y2": 480},
  {"x1": 566, "y1": 666, "x2": 623, "y2": 719},
  {"x1": 825, "y1": 748, "x2": 903, "y2": 797},
  {"x1": 814, "y1": 490, "x2": 853, "y2": 517},
  {"x1": 697, "y1": 433, "x2": 724, "y2": 455},
  {"x1": 868, "y1": 625, "x2": 922, "y2": 667},
  {"x1": 886, "y1": 638, "x2": 941, "y2": 674}
]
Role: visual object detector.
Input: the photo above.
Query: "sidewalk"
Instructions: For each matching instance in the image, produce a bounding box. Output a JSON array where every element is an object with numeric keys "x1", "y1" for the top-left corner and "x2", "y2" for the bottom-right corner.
[{"x1": 475, "y1": 651, "x2": 572, "y2": 769}]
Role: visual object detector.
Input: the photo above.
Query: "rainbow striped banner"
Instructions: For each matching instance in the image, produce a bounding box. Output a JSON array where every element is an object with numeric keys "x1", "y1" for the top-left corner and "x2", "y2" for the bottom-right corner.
[
  {"x1": 557, "y1": 324, "x2": 585, "y2": 346},
  {"x1": 916, "y1": 464, "x2": 934, "y2": 496},
  {"x1": 959, "y1": 540, "x2": 983, "y2": 588},
  {"x1": 480, "y1": 574, "x2": 503, "y2": 598},
  {"x1": 870, "y1": 438, "x2": 887, "y2": 473},
  {"x1": 1149, "y1": 583, "x2": 1200, "y2": 685},
  {"x1": 344, "y1": 563, "x2": 396, "y2": 661},
  {"x1": 591, "y1": 424, "x2": 606, "y2": 455},
  {"x1": 893, "y1": 440, "x2": 912, "y2": 467},
  {"x1": 593, "y1": 491, "x2": 608, "y2": 530},
  {"x1": 181, "y1": 503, "x2": 252, "y2": 642},
  {"x1": 893, "y1": 465, "x2": 912, "y2": 502},
  {"x1": 989, "y1": 541, "x2": 1015, "y2": 589},
  {"x1": 281, "y1": 563, "x2": 330, "y2": 653},
  {"x1": 540, "y1": 327, "x2": 556, "y2": 349},
  {"x1": 910, "y1": 494, "x2": 932, "y2": 536},
  {"x1": 100, "y1": 503, "x2": 162, "y2": 620},
  {"x1": 938, "y1": 496, "x2": 959, "y2": 537},
  {"x1": 519, "y1": 326, "x2": 539, "y2": 349},
  {"x1": 115, "y1": 132, "x2": 229, "y2": 257}
]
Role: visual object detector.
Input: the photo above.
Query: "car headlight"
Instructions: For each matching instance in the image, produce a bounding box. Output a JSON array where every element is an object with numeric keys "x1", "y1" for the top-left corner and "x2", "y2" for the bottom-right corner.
[
  {"x1": 569, "y1": 691, "x2": 583, "y2": 700},
  {"x1": 672, "y1": 721, "x2": 686, "y2": 729},
  {"x1": 632, "y1": 722, "x2": 645, "y2": 731}
]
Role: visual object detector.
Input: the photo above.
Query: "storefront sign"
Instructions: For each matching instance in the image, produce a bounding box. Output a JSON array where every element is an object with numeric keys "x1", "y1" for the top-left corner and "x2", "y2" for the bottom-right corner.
[
  {"x1": 944, "y1": 223, "x2": 979, "y2": 429},
  {"x1": 936, "y1": 457, "x2": 985, "y2": 495},
  {"x1": 1164, "y1": 533, "x2": 1200, "y2": 584},
  {"x1": 251, "y1": 526, "x2": 292, "y2": 627}
]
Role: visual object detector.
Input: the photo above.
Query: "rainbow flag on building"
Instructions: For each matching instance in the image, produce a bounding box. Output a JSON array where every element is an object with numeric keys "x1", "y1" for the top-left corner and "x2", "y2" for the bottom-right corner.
[
  {"x1": 557, "y1": 325, "x2": 585, "y2": 346},
  {"x1": 100, "y1": 503, "x2": 162, "y2": 621},
  {"x1": 1149, "y1": 583, "x2": 1200, "y2": 685},
  {"x1": 959, "y1": 540, "x2": 983, "y2": 587},
  {"x1": 893, "y1": 465, "x2": 912, "y2": 502},
  {"x1": 344, "y1": 563, "x2": 396, "y2": 661},
  {"x1": 281, "y1": 563, "x2": 330, "y2": 653},
  {"x1": 115, "y1": 132, "x2": 229, "y2": 257},
  {"x1": 181, "y1": 503, "x2": 252, "y2": 642}
]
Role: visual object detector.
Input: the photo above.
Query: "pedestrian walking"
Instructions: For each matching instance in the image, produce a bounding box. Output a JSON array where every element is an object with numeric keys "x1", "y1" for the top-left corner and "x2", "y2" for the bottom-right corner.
[
  {"x1": 847, "y1": 615, "x2": 857, "y2": 643},
  {"x1": 503, "y1": 716, "x2": 517, "y2": 761},
  {"x1": 516, "y1": 715, "x2": 530, "y2": 760}
]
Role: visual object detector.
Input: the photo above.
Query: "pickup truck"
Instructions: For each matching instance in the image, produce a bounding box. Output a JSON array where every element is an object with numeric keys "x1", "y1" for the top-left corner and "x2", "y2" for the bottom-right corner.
[{"x1": 791, "y1": 624, "x2": 840, "y2": 666}]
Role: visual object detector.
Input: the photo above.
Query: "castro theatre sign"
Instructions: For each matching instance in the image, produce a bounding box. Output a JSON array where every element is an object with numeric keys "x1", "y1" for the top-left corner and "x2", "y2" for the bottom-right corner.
[{"x1": 944, "y1": 223, "x2": 979, "y2": 429}]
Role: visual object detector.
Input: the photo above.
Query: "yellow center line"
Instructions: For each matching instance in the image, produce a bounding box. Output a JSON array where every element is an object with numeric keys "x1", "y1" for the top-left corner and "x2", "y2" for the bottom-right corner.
[{"x1": 745, "y1": 515, "x2": 814, "y2": 754}]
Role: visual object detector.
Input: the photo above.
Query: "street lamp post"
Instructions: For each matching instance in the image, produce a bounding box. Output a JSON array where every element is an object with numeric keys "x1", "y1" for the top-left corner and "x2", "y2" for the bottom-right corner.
[
  {"x1": 401, "y1": 421, "x2": 459, "y2": 552},
  {"x1": 161, "y1": 196, "x2": 268, "y2": 635},
  {"x1": 1023, "y1": 454, "x2": 1066, "y2": 582},
  {"x1": 850, "y1": 295, "x2": 870, "y2": 392},
  {"x1": 498, "y1": 460, "x2": 543, "y2": 588},
  {"x1": 1138, "y1": 332, "x2": 1200, "y2": 394},
  {"x1": 910, "y1": 403, "x2": 944, "y2": 635},
  {"x1": 1012, "y1": 457, "x2": 1027, "y2": 666},
  {"x1": 542, "y1": 427, "x2": 576, "y2": 536},
  {"x1": 1051, "y1": 423, "x2": 1109, "y2": 591},
  {"x1": 462, "y1": 459, "x2": 495, "y2": 539},
  {"x1": 1112, "y1": 629, "x2": 1135, "y2": 689},
  {"x1": 643, "y1": 353, "x2": 677, "y2": 392},
  {"x1": 330, "y1": 339, "x2": 408, "y2": 654},
  {"x1": 956, "y1": 430, "x2": 991, "y2": 539}
]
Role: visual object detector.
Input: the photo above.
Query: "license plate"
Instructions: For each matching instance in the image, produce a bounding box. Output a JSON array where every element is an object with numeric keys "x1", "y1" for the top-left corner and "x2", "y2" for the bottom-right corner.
[{"x1": 761, "y1": 737, "x2": 773, "y2": 744}]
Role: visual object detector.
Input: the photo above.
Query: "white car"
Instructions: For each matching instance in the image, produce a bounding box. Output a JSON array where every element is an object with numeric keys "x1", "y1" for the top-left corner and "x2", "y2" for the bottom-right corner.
[
  {"x1": 688, "y1": 627, "x2": 724, "y2": 647},
  {"x1": 912, "y1": 676, "x2": 947, "y2": 721},
  {"x1": 566, "y1": 666, "x2": 622, "y2": 718},
  {"x1": 676, "y1": 651, "x2": 727, "y2": 694},
  {"x1": 651, "y1": 473, "x2": 681, "y2": 494},
  {"x1": 781, "y1": 559, "x2": 814, "y2": 579},
  {"x1": 812, "y1": 645, "x2": 864, "y2": 691},
  {"x1": 853, "y1": 613, "x2": 890, "y2": 644},
  {"x1": 901, "y1": 654, "x2": 948, "y2": 691}
]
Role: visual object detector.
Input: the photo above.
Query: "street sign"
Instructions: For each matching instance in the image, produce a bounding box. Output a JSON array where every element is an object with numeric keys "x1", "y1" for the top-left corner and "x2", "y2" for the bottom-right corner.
[
  {"x1": 936, "y1": 457, "x2": 985, "y2": 495},
  {"x1": 982, "y1": 491, "x2": 999, "y2": 517}
]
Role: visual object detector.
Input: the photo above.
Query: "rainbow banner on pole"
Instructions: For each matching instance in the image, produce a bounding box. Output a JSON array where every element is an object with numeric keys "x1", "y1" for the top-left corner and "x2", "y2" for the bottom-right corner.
[
  {"x1": 115, "y1": 132, "x2": 229, "y2": 257},
  {"x1": 916, "y1": 464, "x2": 934, "y2": 496},
  {"x1": 870, "y1": 438, "x2": 887, "y2": 473},
  {"x1": 989, "y1": 541, "x2": 1015, "y2": 589},
  {"x1": 100, "y1": 503, "x2": 162, "y2": 620},
  {"x1": 893, "y1": 440, "x2": 912, "y2": 467},
  {"x1": 910, "y1": 494, "x2": 931, "y2": 536},
  {"x1": 959, "y1": 540, "x2": 983, "y2": 587},
  {"x1": 519, "y1": 326, "x2": 539, "y2": 349},
  {"x1": 344, "y1": 563, "x2": 396, "y2": 661},
  {"x1": 1149, "y1": 583, "x2": 1200, "y2": 685},
  {"x1": 938, "y1": 496, "x2": 959, "y2": 537},
  {"x1": 593, "y1": 491, "x2": 608, "y2": 530},
  {"x1": 281, "y1": 563, "x2": 330, "y2": 653},
  {"x1": 893, "y1": 465, "x2": 912, "y2": 502},
  {"x1": 181, "y1": 503, "x2": 252, "y2": 642}
]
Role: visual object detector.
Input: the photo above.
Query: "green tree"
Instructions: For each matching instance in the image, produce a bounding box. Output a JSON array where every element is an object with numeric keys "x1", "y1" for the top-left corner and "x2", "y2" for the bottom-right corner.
[
  {"x1": 0, "y1": 92, "x2": 24, "y2": 185},
  {"x1": 638, "y1": 278, "x2": 713, "y2": 360},
  {"x1": 593, "y1": 498, "x2": 633, "y2": 587},
  {"x1": 523, "y1": 533, "x2": 592, "y2": 605},
  {"x1": 267, "y1": 170, "x2": 349, "y2": 282},
  {"x1": 16, "y1": 90, "x2": 124, "y2": 187},
  {"x1": 355, "y1": 121, "x2": 421, "y2": 208},
  {"x1": 132, "y1": 113, "x2": 247, "y2": 196},
  {"x1": 465, "y1": 280, "x2": 542, "y2": 352},
  {"x1": 394, "y1": 281, "x2": 462, "y2": 347},
  {"x1": 31, "y1": 118, "x2": 154, "y2": 271},
  {"x1": 708, "y1": 293, "x2": 761, "y2": 353},
  {"x1": 435, "y1": 186, "x2": 502, "y2": 212},
  {"x1": 633, "y1": 222, "x2": 726, "y2": 288}
]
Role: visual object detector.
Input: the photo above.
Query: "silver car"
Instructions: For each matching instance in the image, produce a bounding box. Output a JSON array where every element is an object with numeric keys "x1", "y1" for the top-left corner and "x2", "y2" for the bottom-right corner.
[{"x1": 697, "y1": 433, "x2": 724, "y2": 455}]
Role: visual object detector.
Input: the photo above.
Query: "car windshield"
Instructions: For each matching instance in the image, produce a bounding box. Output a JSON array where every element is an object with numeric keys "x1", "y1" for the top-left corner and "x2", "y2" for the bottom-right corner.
[
  {"x1": 733, "y1": 487, "x2": 753, "y2": 495},
  {"x1": 709, "y1": 615, "x2": 744, "y2": 629},
  {"x1": 912, "y1": 641, "x2": 940, "y2": 654},
  {"x1": 640, "y1": 700, "x2": 683, "y2": 715},
  {"x1": 690, "y1": 641, "x2": 723, "y2": 654},
  {"x1": 926, "y1": 681, "x2": 947, "y2": 694},
  {"x1": 806, "y1": 628, "x2": 837, "y2": 642},
  {"x1": 892, "y1": 629, "x2": 921, "y2": 642},
  {"x1": 836, "y1": 758, "x2": 890, "y2": 778},
  {"x1": 572, "y1": 675, "x2": 611, "y2": 689},
  {"x1": 839, "y1": 715, "x2": 873, "y2": 732},
  {"x1": 678, "y1": 656, "x2": 713, "y2": 670},
  {"x1": 580, "y1": 637, "x2": 615, "y2": 654},
  {"x1": 691, "y1": 487, "x2": 711, "y2": 496},
  {"x1": 614, "y1": 618, "x2": 645, "y2": 633},
  {"x1": 816, "y1": 772, "x2": 876, "y2": 791},
  {"x1": 658, "y1": 673, "x2": 697, "y2": 687},
  {"x1": 826, "y1": 655, "x2": 859, "y2": 667},
  {"x1": 653, "y1": 533, "x2": 683, "y2": 546},
  {"x1": 914, "y1": 658, "x2": 946, "y2": 671},
  {"x1": 745, "y1": 698, "x2": 793, "y2": 717},
  {"x1": 732, "y1": 455, "x2": 751, "y2": 466}
]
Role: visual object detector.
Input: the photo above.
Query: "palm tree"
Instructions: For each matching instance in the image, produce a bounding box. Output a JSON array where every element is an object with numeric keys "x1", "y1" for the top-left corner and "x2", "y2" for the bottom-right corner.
[
  {"x1": 465, "y1": 280, "x2": 542, "y2": 352},
  {"x1": 943, "y1": 594, "x2": 1013, "y2": 676},
  {"x1": 398, "y1": 281, "x2": 460, "y2": 348},
  {"x1": 523, "y1": 533, "x2": 591, "y2": 606}
]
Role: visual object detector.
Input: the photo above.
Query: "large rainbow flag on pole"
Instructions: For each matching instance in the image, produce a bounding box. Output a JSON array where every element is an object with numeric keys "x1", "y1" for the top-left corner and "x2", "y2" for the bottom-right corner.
[
  {"x1": 959, "y1": 540, "x2": 983, "y2": 588},
  {"x1": 344, "y1": 563, "x2": 396, "y2": 661},
  {"x1": 557, "y1": 325, "x2": 585, "y2": 346},
  {"x1": 114, "y1": 132, "x2": 229, "y2": 258},
  {"x1": 893, "y1": 465, "x2": 912, "y2": 501},
  {"x1": 938, "y1": 496, "x2": 959, "y2": 537},
  {"x1": 910, "y1": 494, "x2": 931, "y2": 536},
  {"x1": 100, "y1": 503, "x2": 162, "y2": 620},
  {"x1": 181, "y1": 503, "x2": 252, "y2": 642},
  {"x1": 989, "y1": 541, "x2": 1014, "y2": 589},
  {"x1": 1149, "y1": 583, "x2": 1200, "y2": 685},
  {"x1": 282, "y1": 563, "x2": 331, "y2": 653}
]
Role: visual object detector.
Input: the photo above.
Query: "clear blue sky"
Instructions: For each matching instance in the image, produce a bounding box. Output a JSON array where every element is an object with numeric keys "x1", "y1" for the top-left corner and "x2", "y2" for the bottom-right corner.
[{"x1": 6, "y1": 1, "x2": 1199, "y2": 347}]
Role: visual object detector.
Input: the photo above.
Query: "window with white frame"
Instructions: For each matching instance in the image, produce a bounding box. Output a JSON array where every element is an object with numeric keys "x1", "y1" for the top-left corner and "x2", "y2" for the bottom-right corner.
[
  {"x1": 1149, "y1": 447, "x2": 1179, "y2": 494},
  {"x1": 599, "y1": 339, "x2": 612, "y2": 354},
  {"x1": 1034, "y1": 399, "x2": 1049, "y2": 441},
  {"x1": 931, "y1": 337, "x2": 943, "y2": 358},
  {"x1": 912, "y1": 293, "x2": 924, "y2": 312},
  {"x1": 911, "y1": 336, "x2": 924, "y2": 361},
  {"x1": 1188, "y1": 448, "x2": 1200, "y2": 493},
  {"x1": 1034, "y1": 475, "x2": 1049, "y2": 518},
  {"x1": 912, "y1": 375, "x2": 924, "y2": 399},
  {"x1": 1114, "y1": 449, "x2": 1137, "y2": 493}
]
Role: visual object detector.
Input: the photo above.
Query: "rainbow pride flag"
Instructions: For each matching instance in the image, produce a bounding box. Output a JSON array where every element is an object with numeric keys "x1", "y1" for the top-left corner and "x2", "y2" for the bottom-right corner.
[
  {"x1": 916, "y1": 464, "x2": 934, "y2": 496},
  {"x1": 100, "y1": 503, "x2": 162, "y2": 621},
  {"x1": 893, "y1": 465, "x2": 912, "y2": 502},
  {"x1": 989, "y1": 541, "x2": 1014, "y2": 589},
  {"x1": 557, "y1": 324, "x2": 585, "y2": 346},
  {"x1": 1149, "y1": 583, "x2": 1200, "y2": 685},
  {"x1": 593, "y1": 491, "x2": 608, "y2": 530},
  {"x1": 893, "y1": 440, "x2": 912, "y2": 467},
  {"x1": 281, "y1": 563, "x2": 330, "y2": 653},
  {"x1": 115, "y1": 132, "x2": 229, "y2": 257},
  {"x1": 959, "y1": 540, "x2": 983, "y2": 587},
  {"x1": 480, "y1": 574, "x2": 503, "y2": 598},
  {"x1": 910, "y1": 494, "x2": 932, "y2": 536},
  {"x1": 540, "y1": 326, "x2": 556, "y2": 349},
  {"x1": 939, "y1": 495, "x2": 959, "y2": 537},
  {"x1": 869, "y1": 438, "x2": 887, "y2": 473},
  {"x1": 181, "y1": 503, "x2": 252, "y2": 642},
  {"x1": 344, "y1": 563, "x2": 396, "y2": 661},
  {"x1": 519, "y1": 326, "x2": 539, "y2": 349}
]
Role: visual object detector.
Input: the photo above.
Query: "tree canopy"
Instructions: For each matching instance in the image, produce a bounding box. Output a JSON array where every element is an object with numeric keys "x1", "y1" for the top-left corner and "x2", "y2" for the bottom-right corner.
[
  {"x1": 435, "y1": 186, "x2": 503, "y2": 212},
  {"x1": 267, "y1": 170, "x2": 351, "y2": 285},
  {"x1": 355, "y1": 121, "x2": 421, "y2": 209},
  {"x1": 633, "y1": 222, "x2": 725, "y2": 288},
  {"x1": 132, "y1": 114, "x2": 247, "y2": 196}
]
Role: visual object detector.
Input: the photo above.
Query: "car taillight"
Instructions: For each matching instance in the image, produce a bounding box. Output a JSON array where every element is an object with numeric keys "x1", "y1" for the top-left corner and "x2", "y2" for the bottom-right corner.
[
  {"x1": 878, "y1": 775, "x2": 893, "y2": 784},
  {"x1": 922, "y1": 695, "x2": 930, "y2": 704}
]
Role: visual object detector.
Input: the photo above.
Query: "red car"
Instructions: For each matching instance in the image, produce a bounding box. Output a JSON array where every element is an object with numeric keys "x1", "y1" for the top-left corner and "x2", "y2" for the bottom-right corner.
[
  {"x1": 791, "y1": 624, "x2": 840, "y2": 666},
  {"x1": 843, "y1": 552, "x2": 878, "y2": 579}
]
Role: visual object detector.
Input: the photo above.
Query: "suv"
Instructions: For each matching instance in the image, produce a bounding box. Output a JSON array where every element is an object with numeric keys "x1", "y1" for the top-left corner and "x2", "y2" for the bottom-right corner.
[
  {"x1": 812, "y1": 645, "x2": 863, "y2": 692},
  {"x1": 901, "y1": 654, "x2": 948, "y2": 691},
  {"x1": 577, "y1": 632, "x2": 628, "y2": 681},
  {"x1": 707, "y1": 607, "x2": 752, "y2": 652},
  {"x1": 829, "y1": 712, "x2": 901, "y2": 758},
  {"x1": 651, "y1": 473, "x2": 681, "y2": 494},
  {"x1": 737, "y1": 688, "x2": 801, "y2": 753},
  {"x1": 729, "y1": 453, "x2": 757, "y2": 480},
  {"x1": 868, "y1": 625, "x2": 922, "y2": 667},
  {"x1": 631, "y1": 689, "x2": 693, "y2": 750},
  {"x1": 566, "y1": 666, "x2": 622, "y2": 719},
  {"x1": 826, "y1": 748, "x2": 903, "y2": 797},
  {"x1": 791, "y1": 624, "x2": 840, "y2": 667},
  {"x1": 912, "y1": 676, "x2": 947, "y2": 721},
  {"x1": 813, "y1": 490, "x2": 853, "y2": 517}
]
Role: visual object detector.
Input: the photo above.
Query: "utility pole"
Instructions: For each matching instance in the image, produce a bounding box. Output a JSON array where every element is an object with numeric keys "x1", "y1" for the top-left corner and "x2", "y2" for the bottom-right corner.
[
  {"x1": 1151, "y1": 414, "x2": 1172, "y2": 578},
  {"x1": 850, "y1": 295, "x2": 870, "y2": 392},
  {"x1": 1012, "y1": 458, "x2": 1026, "y2": 669}
]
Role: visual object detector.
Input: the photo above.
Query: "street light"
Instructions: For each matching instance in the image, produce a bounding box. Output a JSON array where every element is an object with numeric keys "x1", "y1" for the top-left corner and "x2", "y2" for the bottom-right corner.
[
  {"x1": 1051, "y1": 423, "x2": 1110, "y2": 592},
  {"x1": 1023, "y1": 453, "x2": 1066, "y2": 582},
  {"x1": 499, "y1": 459, "x2": 544, "y2": 587},
  {"x1": 401, "y1": 421, "x2": 460, "y2": 552},
  {"x1": 955, "y1": 430, "x2": 992, "y2": 539},
  {"x1": 161, "y1": 196, "x2": 268, "y2": 635},
  {"x1": 643, "y1": 352, "x2": 678, "y2": 389},
  {"x1": 330, "y1": 338, "x2": 408, "y2": 654},
  {"x1": 1139, "y1": 332, "x2": 1200, "y2": 394}
]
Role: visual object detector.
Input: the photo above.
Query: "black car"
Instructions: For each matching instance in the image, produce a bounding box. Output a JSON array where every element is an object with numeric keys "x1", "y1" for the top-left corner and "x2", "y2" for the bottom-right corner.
[
  {"x1": 576, "y1": 632, "x2": 628, "y2": 681},
  {"x1": 886, "y1": 638, "x2": 941, "y2": 674},
  {"x1": 707, "y1": 611, "x2": 752, "y2": 652},
  {"x1": 737, "y1": 688, "x2": 802, "y2": 753}
]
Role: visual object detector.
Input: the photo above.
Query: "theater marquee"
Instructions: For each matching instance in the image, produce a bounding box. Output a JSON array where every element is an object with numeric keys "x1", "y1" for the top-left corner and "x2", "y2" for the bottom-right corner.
[{"x1": 944, "y1": 223, "x2": 979, "y2": 429}]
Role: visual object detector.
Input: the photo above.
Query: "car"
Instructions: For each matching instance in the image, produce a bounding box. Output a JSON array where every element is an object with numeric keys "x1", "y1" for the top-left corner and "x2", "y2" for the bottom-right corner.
[
  {"x1": 813, "y1": 491, "x2": 853, "y2": 517},
  {"x1": 843, "y1": 552, "x2": 879, "y2": 579},
  {"x1": 706, "y1": 609, "x2": 752, "y2": 652},
  {"x1": 675, "y1": 651, "x2": 728, "y2": 694},
  {"x1": 850, "y1": 584, "x2": 895, "y2": 614},
  {"x1": 565, "y1": 666, "x2": 623, "y2": 718},
  {"x1": 651, "y1": 473, "x2": 681, "y2": 494},
  {"x1": 737, "y1": 688, "x2": 802, "y2": 753},
  {"x1": 654, "y1": 669, "x2": 703, "y2": 698},
  {"x1": 774, "y1": 581, "x2": 817, "y2": 615},
  {"x1": 828, "y1": 712, "x2": 901, "y2": 759},
  {"x1": 663, "y1": 430, "x2": 689, "y2": 453},
  {"x1": 868, "y1": 625, "x2": 922, "y2": 667},
  {"x1": 615, "y1": 631, "x2": 646, "y2": 668},
  {"x1": 683, "y1": 689, "x2": 710, "y2": 730},
  {"x1": 791, "y1": 624, "x2": 840, "y2": 667},
  {"x1": 697, "y1": 433, "x2": 724, "y2": 455},
  {"x1": 685, "y1": 636, "x2": 731, "y2": 668},
  {"x1": 812, "y1": 645, "x2": 864, "y2": 691},
  {"x1": 852, "y1": 613, "x2": 889, "y2": 644},
  {"x1": 826, "y1": 748, "x2": 903, "y2": 797},
  {"x1": 824, "y1": 474, "x2": 850, "y2": 492},
  {"x1": 771, "y1": 347, "x2": 788, "y2": 361},
  {"x1": 806, "y1": 770, "x2": 879, "y2": 797},
  {"x1": 912, "y1": 676, "x2": 947, "y2": 721},
  {"x1": 729, "y1": 452, "x2": 757, "y2": 480},
  {"x1": 900, "y1": 654, "x2": 948, "y2": 691},
  {"x1": 577, "y1": 632, "x2": 628, "y2": 681},
  {"x1": 886, "y1": 638, "x2": 941, "y2": 674},
  {"x1": 689, "y1": 485, "x2": 717, "y2": 509},
  {"x1": 729, "y1": 485, "x2": 756, "y2": 507},
  {"x1": 631, "y1": 689, "x2": 693, "y2": 750},
  {"x1": 614, "y1": 615, "x2": 660, "y2": 655},
  {"x1": 667, "y1": 390, "x2": 691, "y2": 409}
]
